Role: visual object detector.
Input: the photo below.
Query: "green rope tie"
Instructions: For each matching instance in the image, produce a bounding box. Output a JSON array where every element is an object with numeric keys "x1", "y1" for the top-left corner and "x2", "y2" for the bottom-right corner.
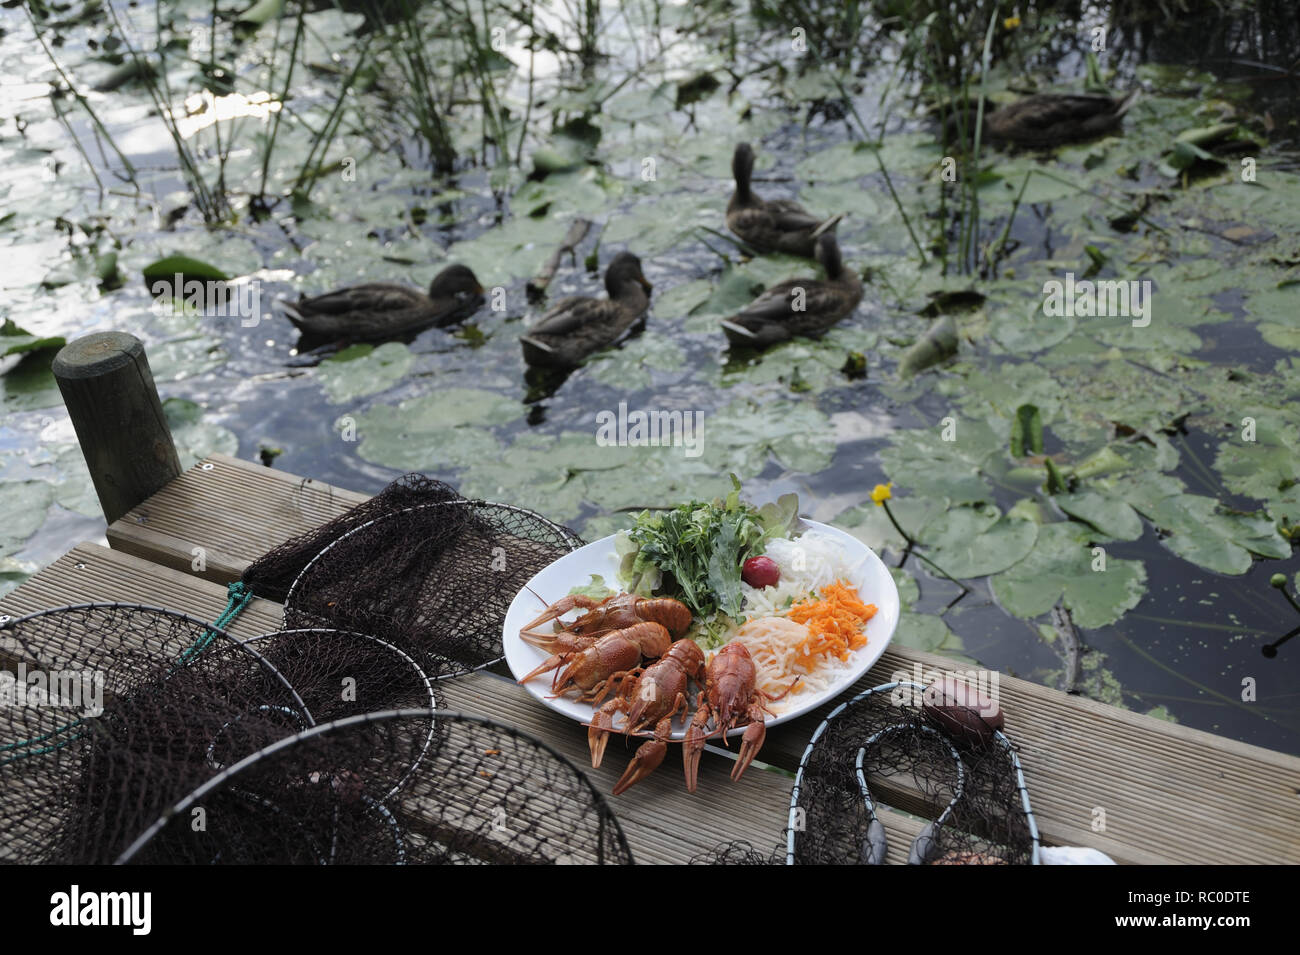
[
  {"x1": 179, "y1": 580, "x2": 253, "y2": 665},
  {"x1": 1, "y1": 581, "x2": 255, "y2": 766}
]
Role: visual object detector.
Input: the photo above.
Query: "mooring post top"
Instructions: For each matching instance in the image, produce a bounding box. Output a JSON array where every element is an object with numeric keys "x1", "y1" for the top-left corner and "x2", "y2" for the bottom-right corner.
[{"x1": 52, "y1": 331, "x2": 145, "y2": 380}]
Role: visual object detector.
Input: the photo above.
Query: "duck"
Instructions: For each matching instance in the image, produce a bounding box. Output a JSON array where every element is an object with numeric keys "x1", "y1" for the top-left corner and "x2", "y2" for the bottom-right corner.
[
  {"x1": 727, "y1": 142, "x2": 842, "y2": 258},
  {"x1": 945, "y1": 90, "x2": 1140, "y2": 149},
  {"x1": 720, "y1": 233, "x2": 862, "y2": 347},
  {"x1": 279, "y1": 264, "x2": 485, "y2": 342},
  {"x1": 520, "y1": 252, "x2": 653, "y2": 369}
]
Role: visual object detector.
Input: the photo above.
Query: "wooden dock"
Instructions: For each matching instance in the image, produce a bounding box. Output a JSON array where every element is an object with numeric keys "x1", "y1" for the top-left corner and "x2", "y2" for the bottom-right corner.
[{"x1": 4, "y1": 452, "x2": 1299, "y2": 864}]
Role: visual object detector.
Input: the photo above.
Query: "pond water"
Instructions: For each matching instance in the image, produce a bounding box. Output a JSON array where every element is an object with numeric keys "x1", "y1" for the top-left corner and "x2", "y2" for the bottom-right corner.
[{"x1": 3, "y1": 0, "x2": 1299, "y2": 755}]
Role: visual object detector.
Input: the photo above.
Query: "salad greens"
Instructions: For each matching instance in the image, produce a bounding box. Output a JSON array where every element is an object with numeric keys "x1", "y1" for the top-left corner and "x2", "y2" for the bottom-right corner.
[
  {"x1": 616, "y1": 476, "x2": 799, "y2": 647},
  {"x1": 568, "y1": 574, "x2": 615, "y2": 599}
]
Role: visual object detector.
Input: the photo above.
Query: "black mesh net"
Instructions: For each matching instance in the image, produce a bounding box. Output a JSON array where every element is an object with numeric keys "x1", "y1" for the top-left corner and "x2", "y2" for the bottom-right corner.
[
  {"x1": 240, "y1": 474, "x2": 464, "y2": 603},
  {"x1": 241, "y1": 628, "x2": 442, "y2": 723},
  {"x1": 120, "y1": 709, "x2": 634, "y2": 865},
  {"x1": 0, "y1": 608, "x2": 449, "y2": 864},
  {"x1": 277, "y1": 492, "x2": 584, "y2": 676},
  {"x1": 0, "y1": 605, "x2": 310, "y2": 864},
  {"x1": 691, "y1": 682, "x2": 1037, "y2": 865},
  {"x1": 788, "y1": 683, "x2": 1036, "y2": 865}
]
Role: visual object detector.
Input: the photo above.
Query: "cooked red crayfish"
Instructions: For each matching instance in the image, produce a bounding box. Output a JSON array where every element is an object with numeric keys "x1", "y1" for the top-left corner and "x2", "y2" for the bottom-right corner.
[
  {"x1": 584, "y1": 639, "x2": 705, "y2": 795},
  {"x1": 517, "y1": 592, "x2": 690, "y2": 700},
  {"x1": 683, "y1": 641, "x2": 792, "y2": 793},
  {"x1": 519, "y1": 592, "x2": 692, "y2": 643}
]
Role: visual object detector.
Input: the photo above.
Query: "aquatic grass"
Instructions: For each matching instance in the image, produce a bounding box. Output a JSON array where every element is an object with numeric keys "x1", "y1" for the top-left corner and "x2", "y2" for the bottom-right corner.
[
  {"x1": 757, "y1": 0, "x2": 927, "y2": 265},
  {"x1": 383, "y1": 0, "x2": 457, "y2": 175},
  {"x1": 254, "y1": 1, "x2": 308, "y2": 210},
  {"x1": 99, "y1": 0, "x2": 231, "y2": 222},
  {"x1": 24, "y1": 6, "x2": 140, "y2": 194}
]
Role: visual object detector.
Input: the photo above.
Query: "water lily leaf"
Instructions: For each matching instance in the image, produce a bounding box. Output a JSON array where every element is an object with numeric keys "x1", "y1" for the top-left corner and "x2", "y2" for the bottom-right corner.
[
  {"x1": 894, "y1": 612, "x2": 964, "y2": 655},
  {"x1": 898, "y1": 315, "x2": 958, "y2": 378},
  {"x1": 1, "y1": 319, "x2": 64, "y2": 358},
  {"x1": 705, "y1": 399, "x2": 837, "y2": 475},
  {"x1": 587, "y1": 336, "x2": 686, "y2": 390},
  {"x1": 163, "y1": 398, "x2": 239, "y2": 469},
  {"x1": 602, "y1": 191, "x2": 716, "y2": 255},
  {"x1": 879, "y1": 419, "x2": 998, "y2": 505},
  {"x1": 836, "y1": 496, "x2": 948, "y2": 556},
  {"x1": 916, "y1": 503, "x2": 1038, "y2": 578},
  {"x1": 353, "y1": 388, "x2": 521, "y2": 471},
  {"x1": 990, "y1": 522, "x2": 1146, "y2": 629},
  {"x1": 236, "y1": 0, "x2": 285, "y2": 26},
  {"x1": 890, "y1": 567, "x2": 919, "y2": 610},
  {"x1": 1140, "y1": 493, "x2": 1290, "y2": 574},
  {"x1": 1214, "y1": 433, "x2": 1300, "y2": 524},
  {"x1": 317, "y1": 342, "x2": 413, "y2": 404},
  {"x1": 1009, "y1": 403, "x2": 1043, "y2": 457},
  {"x1": 1, "y1": 352, "x2": 61, "y2": 412},
  {"x1": 142, "y1": 255, "x2": 232, "y2": 286},
  {"x1": 0, "y1": 481, "x2": 55, "y2": 557},
  {"x1": 1056, "y1": 490, "x2": 1144, "y2": 541}
]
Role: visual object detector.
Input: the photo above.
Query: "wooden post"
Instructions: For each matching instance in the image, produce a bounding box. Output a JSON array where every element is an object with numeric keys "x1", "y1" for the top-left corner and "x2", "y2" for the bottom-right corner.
[{"x1": 52, "y1": 332, "x2": 181, "y2": 525}]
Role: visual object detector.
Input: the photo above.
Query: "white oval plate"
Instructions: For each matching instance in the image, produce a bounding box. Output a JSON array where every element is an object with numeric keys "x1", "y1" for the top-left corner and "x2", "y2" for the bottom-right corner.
[{"x1": 503, "y1": 519, "x2": 900, "y2": 740}]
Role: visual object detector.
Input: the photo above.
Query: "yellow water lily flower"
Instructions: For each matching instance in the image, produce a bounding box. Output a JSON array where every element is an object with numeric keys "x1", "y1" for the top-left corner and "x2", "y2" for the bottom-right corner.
[
  {"x1": 1004, "y1": 15, "x2": 1021, "y2": 29},
  {"x1": 871, "y1": 483, "x2": 893, "y2": 505}
]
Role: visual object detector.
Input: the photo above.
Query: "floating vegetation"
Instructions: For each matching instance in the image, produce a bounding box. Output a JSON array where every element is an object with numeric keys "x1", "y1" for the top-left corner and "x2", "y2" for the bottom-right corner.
[{"x1": 3, "y1": 0, "x2": 1300, "y2": 751}]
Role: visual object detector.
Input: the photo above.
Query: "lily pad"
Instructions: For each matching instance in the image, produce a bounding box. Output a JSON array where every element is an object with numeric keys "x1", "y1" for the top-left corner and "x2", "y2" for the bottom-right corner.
[
  {"x1": 894, "y1": 612, "x2": 965, "y2": 655},
  {"x1": 878, "y1": 419, "x2": 998, "y2": 505},
  {"x1": 916, "y1": 503, "x2": 1038, "y2": 578},
  {"x1": 990, "y1": 522, "x2": 1147, "y2": 629},
  {"x1": 317, "y1": 342, "x2": 413, "y2": 404},
  {"x1": 0, "y1": 481, "x2": 54, "y2": 557},
  {"x1": 1, "y1": 319, "x2": 65, "y2": 358},
  {"x1": 353, "y1": 388, "x2": 522, "y2": 471},
  {"x1": 1056, "y1": 490, "x2": 1144, "y2": 541},
  {"x1": 1139, "y1": 493, "x2": 1289, "y2": 575}
]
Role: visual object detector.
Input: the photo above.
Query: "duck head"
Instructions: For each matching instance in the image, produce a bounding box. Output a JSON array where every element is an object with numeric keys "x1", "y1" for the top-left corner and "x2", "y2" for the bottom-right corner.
[
  {"x1": 732, "y1": 142, "x2": 755, "y2": 200},
  {"x1": 604, "y1": 252, "x2": 653, "y2": 298},
  {"x1": 429, "y1": 264, "x2": 485, "y2": 301}
]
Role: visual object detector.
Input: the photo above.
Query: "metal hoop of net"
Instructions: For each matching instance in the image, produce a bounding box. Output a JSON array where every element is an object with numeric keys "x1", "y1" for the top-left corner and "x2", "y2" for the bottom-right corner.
[
  {"x1": 118, "y1": 709, "x2": 635, "y2": 865},
  {"x1": 281, "y1": 500, "x2": 584, "y2": 677},
  {"x1": 0, "y1": 604, "x2": 313, "y2": 864},
  {"x1": 786, "y1": 681, "x2": 1040, "y2": 865}
]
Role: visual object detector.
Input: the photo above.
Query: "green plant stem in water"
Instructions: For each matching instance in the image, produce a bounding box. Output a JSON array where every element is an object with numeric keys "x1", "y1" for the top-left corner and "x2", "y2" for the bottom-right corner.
[{"x1": 880, "y1": 499, "x2": 970, "y2": 594}]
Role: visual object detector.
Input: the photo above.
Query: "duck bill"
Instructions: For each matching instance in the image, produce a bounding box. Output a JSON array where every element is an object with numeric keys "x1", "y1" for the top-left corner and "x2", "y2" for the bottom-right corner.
[{"x1": 638, "y1": 274, "x2": 653, "y2": 294}]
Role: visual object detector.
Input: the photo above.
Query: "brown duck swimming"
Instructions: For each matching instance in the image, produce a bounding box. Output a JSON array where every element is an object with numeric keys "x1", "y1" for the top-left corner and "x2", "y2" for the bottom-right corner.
[
  {"x1": 280, "y1": 264, "x2": 485, "y2": 341},
  {"x1": 720, "y1": 233, "x2": 862, "y2": 347},
  {"x1": 520, "y1": 252, "x2": 653, "y2": 369},
  {"x1": 727, "y1": 142, "x2": 842, "y2": 258},
  {"x1": 946, "y1": 90, "x2": 1139, "y2": 149}
]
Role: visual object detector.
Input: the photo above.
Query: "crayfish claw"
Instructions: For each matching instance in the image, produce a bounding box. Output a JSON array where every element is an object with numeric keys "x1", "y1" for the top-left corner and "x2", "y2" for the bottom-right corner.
[
  {"x1": 682, "y1": 714, "x2": 710, "y2": 794},
  {"x1": 612, "y1": 738, "x2": 667, "y2": 796},
  {"x1": 731, "y1": 718, "x2": 766, "y2": 783},
  {"x1": 519, "y1": 594, "x2": 601, "y2": 638}
]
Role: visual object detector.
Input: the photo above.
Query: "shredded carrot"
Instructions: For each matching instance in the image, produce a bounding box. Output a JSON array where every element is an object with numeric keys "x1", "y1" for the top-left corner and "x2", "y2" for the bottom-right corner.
[{"x1": 787, "y1": 580, "x2": 877, "y2": 669}]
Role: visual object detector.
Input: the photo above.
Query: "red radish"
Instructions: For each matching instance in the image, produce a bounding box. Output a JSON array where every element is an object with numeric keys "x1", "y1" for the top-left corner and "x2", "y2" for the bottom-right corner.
[{"x1": 742, "y1": 556, "x2": 780, "y2": 589}]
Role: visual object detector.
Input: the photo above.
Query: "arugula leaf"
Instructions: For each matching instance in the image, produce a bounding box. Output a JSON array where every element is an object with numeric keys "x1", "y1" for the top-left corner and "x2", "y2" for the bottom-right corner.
[{"x1": 614, "y1": 481, "x2": 798, "y2": 644}]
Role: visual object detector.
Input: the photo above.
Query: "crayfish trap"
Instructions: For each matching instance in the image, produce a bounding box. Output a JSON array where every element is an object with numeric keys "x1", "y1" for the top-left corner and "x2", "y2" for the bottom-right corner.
[
  {"x1": 243, "y1": 474, "x2": 584, "y2": 677},
  {"x1": 118, "y1": 709, "x2": 634, "y2": 865},
  {"x1": 0, "y1": 606, "x2": 445, "y2": 864}
]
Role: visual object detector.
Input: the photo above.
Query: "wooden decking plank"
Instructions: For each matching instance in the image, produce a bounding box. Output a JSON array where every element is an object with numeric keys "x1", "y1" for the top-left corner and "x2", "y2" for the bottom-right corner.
[
  {"x1": 0, "y1": 544, "x2": 928, "y2": 864},
  {"x1": 108, "y1": 454, "x2": 367, "y2": 583}
]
